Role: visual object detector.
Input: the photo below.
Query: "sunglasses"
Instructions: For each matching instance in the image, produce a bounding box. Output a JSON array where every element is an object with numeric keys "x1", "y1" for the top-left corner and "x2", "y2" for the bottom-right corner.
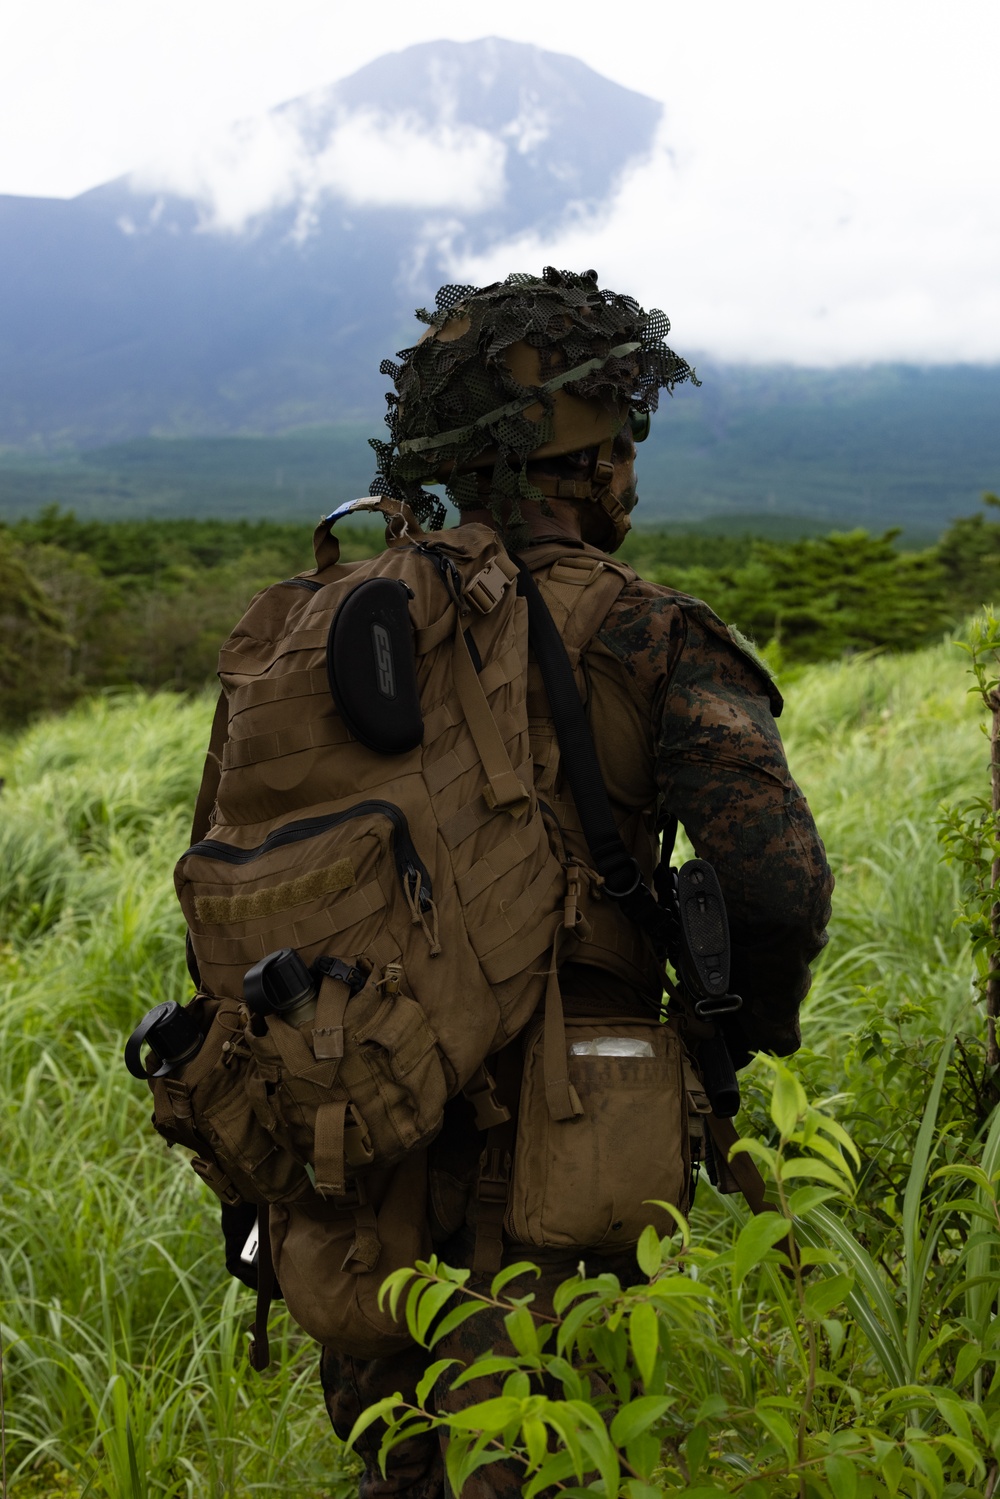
[{"x1": 628, "y1": 408, "x2": 651, "y2": 443}]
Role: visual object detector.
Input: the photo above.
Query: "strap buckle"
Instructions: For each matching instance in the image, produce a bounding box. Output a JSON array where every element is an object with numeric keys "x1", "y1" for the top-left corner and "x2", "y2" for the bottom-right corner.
[
  {"x1": 313, "y1": 955, "x2": 366, "y2": 994},
  {"x1": 592, "y1": 458, "x2": 615, "y2": 493},
  {"x1": 477, "y1": 1145, "x2": 511, "y2": 1202},
  {"x1": 602, "y1": 860, "x2": 643, "y2": 901},
  {"x1": 466, "y1": 558, "x2": 513, "y2": 614}
]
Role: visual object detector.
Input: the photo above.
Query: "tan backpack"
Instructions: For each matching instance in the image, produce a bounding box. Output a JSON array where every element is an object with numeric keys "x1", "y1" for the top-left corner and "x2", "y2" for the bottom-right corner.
[
  {"x1": 127, "y1": 498, "x2": 609, "y2": 1358},
  {"x1": 125, "y1": 501, "x2": 765, "y2": 1363}
]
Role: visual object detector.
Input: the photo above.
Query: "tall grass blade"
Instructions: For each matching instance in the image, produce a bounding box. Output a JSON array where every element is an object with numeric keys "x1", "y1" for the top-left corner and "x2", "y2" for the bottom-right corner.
[
  {"x1": 795, "y1": 1208, "x2": 908, "y2": 1387},
  {"x1": 902, "y1": 1040, "x2": 953, "y2": 1377}
]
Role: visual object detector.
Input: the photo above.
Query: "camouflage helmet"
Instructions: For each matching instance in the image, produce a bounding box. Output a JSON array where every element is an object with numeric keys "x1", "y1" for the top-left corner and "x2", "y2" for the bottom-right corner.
[{"x1": 368, "y1": 267, "x2": 699, "y2": 539}]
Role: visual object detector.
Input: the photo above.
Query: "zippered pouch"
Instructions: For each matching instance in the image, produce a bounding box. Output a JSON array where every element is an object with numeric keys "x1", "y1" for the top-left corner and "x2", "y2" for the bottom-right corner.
[
  {"x1": 176, "y1": 797, "x2": 437, "y2": 999},
  {"x1": 173, "y1": 798, "x2": 449, "y2": 1196}
]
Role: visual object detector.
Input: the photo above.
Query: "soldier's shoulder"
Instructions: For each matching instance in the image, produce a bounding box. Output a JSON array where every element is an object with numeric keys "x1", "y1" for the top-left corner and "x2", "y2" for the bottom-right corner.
[{"x1": 610, "y1": 578, "x2": 784, "y2": 716}]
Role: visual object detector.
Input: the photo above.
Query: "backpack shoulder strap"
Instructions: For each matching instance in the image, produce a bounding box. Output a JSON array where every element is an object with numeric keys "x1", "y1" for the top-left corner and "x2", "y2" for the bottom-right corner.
[
  {"x1": 513, "y1": 557, "x2": 772, "y2": 1220},
  {"x1": 514, "y1": 557, "x2": 656, "y2": 912},
  {"x1": 523, "y1": 542, "x2": 633, "y2": 662}
]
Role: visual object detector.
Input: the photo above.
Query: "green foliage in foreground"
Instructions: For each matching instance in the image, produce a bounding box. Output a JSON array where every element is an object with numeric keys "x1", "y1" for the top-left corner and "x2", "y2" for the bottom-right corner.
[
  {"x1": 0, "y1": 697, "x2": 353, "y2": 1496},
  {"x1": 0, "y1": 628, "x2": 995, "y2": 1493},
  {"x1": 364, "y1": 1052, "x2": 1000, "y2": 1496}
]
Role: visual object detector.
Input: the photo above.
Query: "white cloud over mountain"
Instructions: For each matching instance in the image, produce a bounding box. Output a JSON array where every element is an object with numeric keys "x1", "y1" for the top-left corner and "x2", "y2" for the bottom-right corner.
[
  {"x1": 120, "y1": 39, "x2": 1000, "y2": 365},
  {"x1": 5, "y1": 25, "x2": 999, "y2": 375},
  {"x1": 132, "y1": 105, "x2": 508, "y2": 234},
  {"x1": 450, "y1": 122, "x2": 1000, "y2": 366}
]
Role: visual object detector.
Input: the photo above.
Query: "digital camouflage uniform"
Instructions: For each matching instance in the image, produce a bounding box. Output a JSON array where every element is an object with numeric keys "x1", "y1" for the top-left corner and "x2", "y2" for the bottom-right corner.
[{"x1": 320, "y1": 563, "x2": 833, "y2": 1498}]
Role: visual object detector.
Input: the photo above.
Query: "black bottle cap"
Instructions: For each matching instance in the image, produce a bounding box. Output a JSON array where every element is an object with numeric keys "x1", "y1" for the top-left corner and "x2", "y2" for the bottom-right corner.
[
  {"x1": 124, "y1": 1000, "x2": 203, "y2": 1079},
  {"x1": 243, "y1": 948, "x2": 317, "y2": 1016}
]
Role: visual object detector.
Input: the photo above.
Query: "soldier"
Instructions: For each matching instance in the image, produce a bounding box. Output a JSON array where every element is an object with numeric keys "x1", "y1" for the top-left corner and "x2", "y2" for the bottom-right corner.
[{"x1": 320, "y1": 268, "x2": 833, "y2": 1498}]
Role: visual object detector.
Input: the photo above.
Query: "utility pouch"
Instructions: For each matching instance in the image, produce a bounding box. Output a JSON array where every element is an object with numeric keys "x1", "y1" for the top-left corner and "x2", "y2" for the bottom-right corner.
[
  {"x1": 505, "y1": 1012, "x2": 689, "y2": 1252},
  {"x1": 269, "y1": 1153, "x2": 431, "y2": 1357},
  {"x1": 243, "y1": 965, "x2": 449, "y2": 1198},
  {"x1": 135, "y1": 993, "x2": 313, "y2": 1207}
]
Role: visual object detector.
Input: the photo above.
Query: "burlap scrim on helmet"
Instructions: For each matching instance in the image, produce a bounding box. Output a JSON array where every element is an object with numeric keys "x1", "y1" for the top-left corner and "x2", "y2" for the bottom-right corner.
[{"x1": 368, "y1": 267, "x2": 700, "y2": 530}]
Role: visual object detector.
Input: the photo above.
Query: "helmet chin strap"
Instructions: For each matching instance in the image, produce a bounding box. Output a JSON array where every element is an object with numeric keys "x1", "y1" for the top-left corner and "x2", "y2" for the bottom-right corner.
[{"x1": 527, "y1": 435, "x2": 633, "y2": 550}]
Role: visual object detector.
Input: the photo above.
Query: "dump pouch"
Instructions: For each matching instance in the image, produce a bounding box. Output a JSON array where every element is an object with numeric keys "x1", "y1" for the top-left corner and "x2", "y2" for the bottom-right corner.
[
  {"x1": 505, "y1": 1012, "x2": 689, "y2": 1251},
  {"x1": 269, "y1": 1154, "x2": 431, "y2": 1358}
]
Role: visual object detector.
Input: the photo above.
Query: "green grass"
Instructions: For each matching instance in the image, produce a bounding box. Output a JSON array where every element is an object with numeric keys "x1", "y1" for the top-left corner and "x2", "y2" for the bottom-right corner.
[
  {"x1": 0, "y1": 698, "x2": 359, "y2": 1495},
  {"x1": 0, "y1": 635, "x2": 991, "y2": 1494}
]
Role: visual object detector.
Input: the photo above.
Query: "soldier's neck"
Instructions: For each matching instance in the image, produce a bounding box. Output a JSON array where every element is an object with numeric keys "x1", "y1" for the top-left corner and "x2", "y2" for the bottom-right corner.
[{"x1": 456, "y1": 497, "x2": 583, "y2": 542}]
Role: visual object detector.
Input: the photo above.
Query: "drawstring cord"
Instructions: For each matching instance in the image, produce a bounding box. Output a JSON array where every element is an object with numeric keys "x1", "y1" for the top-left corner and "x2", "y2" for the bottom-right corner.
[{"x1": 404, "y1": 872, "x2": 442, "y2": 956}]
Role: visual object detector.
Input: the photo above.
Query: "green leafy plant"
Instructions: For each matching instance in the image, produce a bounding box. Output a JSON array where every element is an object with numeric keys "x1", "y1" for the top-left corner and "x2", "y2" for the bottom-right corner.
[
  {"x1": 939, "y1": 605, "x2": 1000, "y2": 1077},
  {"x1": 1, "y1": 600, "x2": 996, "y2": 1494},
  {"x1": 350, "y1": 1054, "x2": 999, "y2": 1497}
]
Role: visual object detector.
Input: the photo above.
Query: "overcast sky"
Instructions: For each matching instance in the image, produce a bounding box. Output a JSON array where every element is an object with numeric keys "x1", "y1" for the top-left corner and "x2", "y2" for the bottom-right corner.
[{"x1": 1, "y1": 0, "x2": 997, "y2": 365}]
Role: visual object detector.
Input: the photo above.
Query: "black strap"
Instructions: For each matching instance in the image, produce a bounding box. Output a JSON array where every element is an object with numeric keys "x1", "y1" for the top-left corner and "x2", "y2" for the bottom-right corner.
[
  {"x1": 247, "y1": 1212, "x2": 275, "y2": 1372},
  {"x1": 514, "y1": 558, "x2": 669, "y2": 951}
]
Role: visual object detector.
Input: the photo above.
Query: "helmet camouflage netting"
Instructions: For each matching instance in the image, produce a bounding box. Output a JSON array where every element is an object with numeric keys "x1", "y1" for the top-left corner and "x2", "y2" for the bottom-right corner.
[{"x1": 368, "y1": 267, "x2": 699, "y2": 531}]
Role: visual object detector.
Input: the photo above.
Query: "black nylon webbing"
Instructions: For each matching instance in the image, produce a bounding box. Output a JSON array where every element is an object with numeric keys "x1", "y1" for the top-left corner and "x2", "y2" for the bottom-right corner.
[{"x1": 247, "y1": 1211, "x2": 275, "y2": 1372}]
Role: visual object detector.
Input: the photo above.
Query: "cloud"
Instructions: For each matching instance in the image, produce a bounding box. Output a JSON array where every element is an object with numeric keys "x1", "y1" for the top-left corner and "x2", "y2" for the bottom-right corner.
[
  {"x1": 130, "y1": 113, "x2": 304, "y2": 231},
  {"x1": 501, "y1": 98, "x2": 550, "y2": 156},
  {"x1": 447, "y1": 119, "x2": 1000, "y2": 366},
  {"x1": 312, "y1": 111, "x2": 505, "y2": 212},
  {"x1": 130, "y1": 105, "x2": 506, "y2": 234}
]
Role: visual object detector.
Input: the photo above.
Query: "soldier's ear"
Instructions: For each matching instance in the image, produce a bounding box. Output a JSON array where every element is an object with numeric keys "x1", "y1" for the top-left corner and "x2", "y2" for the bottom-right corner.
[{"x1": 613, "y1": 425, "x2": 637, "y2": 462}]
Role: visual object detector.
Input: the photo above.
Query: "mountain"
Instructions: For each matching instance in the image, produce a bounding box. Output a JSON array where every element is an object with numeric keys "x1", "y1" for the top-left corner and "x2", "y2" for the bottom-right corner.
[
  {"x1": 0, "y1": 37, "x2": 997, "y2": 533},
  {"x1": 0, "y1": 39, "x2": 661, "y2": 448}
]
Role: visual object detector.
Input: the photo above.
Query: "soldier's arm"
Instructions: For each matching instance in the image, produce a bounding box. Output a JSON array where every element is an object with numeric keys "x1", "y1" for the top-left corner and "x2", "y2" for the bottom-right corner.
[{"x1": 654, "y1": 602, "x2": 833, "y2": 1062}]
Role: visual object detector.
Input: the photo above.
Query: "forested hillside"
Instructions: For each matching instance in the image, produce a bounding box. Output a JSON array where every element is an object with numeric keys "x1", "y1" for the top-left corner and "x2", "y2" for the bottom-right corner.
[
  {"x1": 1, "y1": 500, "x2": 998, "y2": 724},
  {"x1": 3, "y1": 362, "x2": 999, "y2": 530}
]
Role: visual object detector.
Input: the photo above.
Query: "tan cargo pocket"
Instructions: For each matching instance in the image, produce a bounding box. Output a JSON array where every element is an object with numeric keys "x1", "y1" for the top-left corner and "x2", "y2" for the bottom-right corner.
[
  {"x1": 270, "y1": 1154, "x2": 431, "y2": 1357},
  {"x1": 149, "y1": 994, "x2": 313, "y2": 1207},
  {"x1": 346, "y1": 985, "x2": 449, "y2": 1154},
  {"x1": 505, "y1": 1015, "x2": 689, "y2": 1252},
  {"x1": 245, "y1": 969, "x2": 449, "y2": 1195}
]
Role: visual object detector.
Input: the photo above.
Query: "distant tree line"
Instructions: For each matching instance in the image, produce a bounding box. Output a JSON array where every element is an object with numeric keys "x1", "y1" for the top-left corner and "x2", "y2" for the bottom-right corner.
[
  {"x1": 1, "y1": 500, "x2": 998, "y2": 725},
  {"x1": 624, "y1": 498, "x2": 1000, "y2": 666}
]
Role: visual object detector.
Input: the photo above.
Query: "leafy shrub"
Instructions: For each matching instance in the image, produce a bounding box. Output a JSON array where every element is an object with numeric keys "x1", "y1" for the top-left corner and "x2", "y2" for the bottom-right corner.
[
  {"x1": 3, "y1": 499, "x2": 1000, "y2": 721},
  {"x1": 0, "y1": 509, "x2": 380, "y2": 724},
  {"x1": 357, "y1": 1054, "x2": 1000, "y2": 1498},
  {"x1": 657, "y1": 530, "x2": 949, "y2": 663}
]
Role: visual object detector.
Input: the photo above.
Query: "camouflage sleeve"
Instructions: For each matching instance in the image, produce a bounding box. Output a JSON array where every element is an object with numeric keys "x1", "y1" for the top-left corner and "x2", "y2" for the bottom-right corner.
[
  {"x1": 655, "y1": 600, "x2": 833, "y2": 1061},
  {"x1": 597, "y1": 580, "x2": 832, "y2": 1061}
]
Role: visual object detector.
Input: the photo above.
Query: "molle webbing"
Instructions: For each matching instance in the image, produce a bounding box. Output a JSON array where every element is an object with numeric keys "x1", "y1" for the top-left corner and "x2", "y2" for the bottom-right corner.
[{"x1": 178, "y1": 516, "x2": 568, "y2": 1129}]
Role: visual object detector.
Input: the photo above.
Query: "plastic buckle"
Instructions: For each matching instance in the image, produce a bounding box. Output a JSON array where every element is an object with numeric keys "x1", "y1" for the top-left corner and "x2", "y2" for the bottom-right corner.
[
  {"x1": 693, "y1": 993, "x2": 743, "y2": 1020},
  {"x1": 313, "y1": 956, "x2": 366, "y2": 994},
  {"x1": 477, "y1": 1146, "x2": 511, "y2": 1201},
  {"x1": 465, "y1": 560, "x2": 511, "y2": 614},
  {"x1": 592, "y1": 459, "x2": 615, "y2": 494}
]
